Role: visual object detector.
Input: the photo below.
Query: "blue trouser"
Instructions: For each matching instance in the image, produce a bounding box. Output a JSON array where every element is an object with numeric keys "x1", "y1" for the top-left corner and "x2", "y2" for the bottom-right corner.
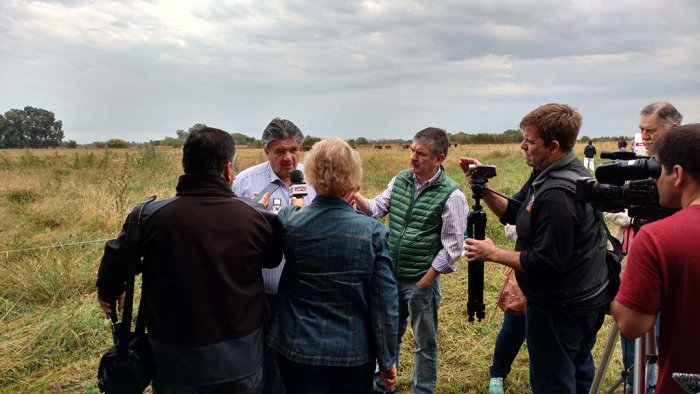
[
  {"x1": 396, "y1": 279, "x2": 442, "y2": 394},
  {"x1": 490, "y1": 313, "x2": 527, "y2": 379},
  {"x1": 277, "y1": 354, "x2": 374, "y2": 394},
  {"x1": 526, "y1": 304, "x2": 606, "y2": 394}
]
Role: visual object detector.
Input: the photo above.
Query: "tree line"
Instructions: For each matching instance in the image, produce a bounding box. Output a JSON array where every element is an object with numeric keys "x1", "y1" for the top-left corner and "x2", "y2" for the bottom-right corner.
[
  {"x1": 0, "y1": 106, "x2": 628, "y2": 150},
  {"x1": 0, "y1": 107, "x2": 64, "y2": 148}
]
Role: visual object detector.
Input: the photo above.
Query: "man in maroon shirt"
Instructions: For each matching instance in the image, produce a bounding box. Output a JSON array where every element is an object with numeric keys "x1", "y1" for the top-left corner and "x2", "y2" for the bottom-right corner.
[{"x1": 612, "y1": 124, "x2": 700, "y2": 394}]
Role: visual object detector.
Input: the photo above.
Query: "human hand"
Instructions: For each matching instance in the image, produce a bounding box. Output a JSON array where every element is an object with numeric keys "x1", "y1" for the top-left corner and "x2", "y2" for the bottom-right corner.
[
  {"x1": 342, "y1": 190, "x2": 357, "y2": 206},
  {"x1": 97, "y1": 293, "x2": 124, "y2": 319},
  {"x1": 463, "y1": 237, "x2": 498, "y2": 262},
  {"x1": 353, "y1": 191, "x2": 370, "y2": 214},
  {"x1": 255, "y1": 192, "x2": 271, "y2": 208},
  {"x1": 416, "y1": 275, "x2": 434, "y2": 289},
  {"x1": 379, "y1": 364, "x2": 397, "y2": 392},
  {"x1": 458, "y1": 157, "x2": 482, "y2": 185},
  {"x1": 290, "y1": 197, "x2": 304, "y2": 207}
]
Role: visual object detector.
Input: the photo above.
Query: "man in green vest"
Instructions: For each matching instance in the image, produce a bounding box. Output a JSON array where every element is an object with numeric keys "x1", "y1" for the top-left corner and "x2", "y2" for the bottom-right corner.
[{"x1": 355, "y1": 127, "x2": 468, "y2": 394}]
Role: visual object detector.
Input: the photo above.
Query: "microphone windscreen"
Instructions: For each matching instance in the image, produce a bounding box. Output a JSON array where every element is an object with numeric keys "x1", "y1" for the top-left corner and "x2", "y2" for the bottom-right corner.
[{"x1": 290, "y1": 170, "x2": 304, "y2": 183}]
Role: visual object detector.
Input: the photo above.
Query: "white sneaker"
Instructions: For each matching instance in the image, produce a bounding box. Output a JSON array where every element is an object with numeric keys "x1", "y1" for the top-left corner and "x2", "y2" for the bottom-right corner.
[{"x1": 488, "y1": 377, "x2": 505, "y2": 394}]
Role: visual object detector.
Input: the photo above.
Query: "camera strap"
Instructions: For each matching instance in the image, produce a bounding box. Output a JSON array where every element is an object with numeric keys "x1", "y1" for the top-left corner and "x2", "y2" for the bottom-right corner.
[
  {"x1": 543, "y1": 170, "x2": 622, "y2": 300},
  {"x1": 116, "y1": 196, "x2": 178, "y2": 358},
  {"x1": 544, "y1": 170, "x2": 621, "y2": 248}
]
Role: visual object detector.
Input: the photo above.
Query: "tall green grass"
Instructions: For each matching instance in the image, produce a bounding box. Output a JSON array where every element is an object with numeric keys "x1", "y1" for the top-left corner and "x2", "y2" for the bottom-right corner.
[{"x1": 0, "y1": 143, "x2": 625, "y2": 393}]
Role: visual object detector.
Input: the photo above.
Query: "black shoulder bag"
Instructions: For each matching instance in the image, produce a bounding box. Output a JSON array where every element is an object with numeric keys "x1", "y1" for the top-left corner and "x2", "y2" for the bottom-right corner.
[
  {"x1": 97, "y1": 196, "x2": 160, "y2": 393},
  {"x1": 600, "y1": 213, "x2": 622, "y2": 299}
]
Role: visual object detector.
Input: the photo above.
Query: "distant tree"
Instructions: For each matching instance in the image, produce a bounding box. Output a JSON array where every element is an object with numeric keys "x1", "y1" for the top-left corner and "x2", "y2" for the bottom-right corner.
[
  {"x1": 302, "y1": 135, "x2": 321, "y2": 148},
  {"x1": 62, "y1": 140, "x2": 78, "y2": 149},
  {"x1": 176, "y1": 129, "x2": 189, "y2": 140},
  {"x1": 162, "y1": 137, "x2": 184, "y2": 148},
  {"x1": 188, "y1": 123, "x2": 207, "y2": 134},
  {"x1": 106, "y1": 139, "x2": 130, "y2": 149},
  {"x1": 501, "y1": 129, "x2": 522, "y2": 143},
  {"x1": 356, "y1": 137, "x2": 369, "y2": 145},
  {"x1": 231, "y1": 132, "x2": 256, "y2": 146},
  {"x1": 0, "y1": 106, "x2": 64, "y2": 148}
]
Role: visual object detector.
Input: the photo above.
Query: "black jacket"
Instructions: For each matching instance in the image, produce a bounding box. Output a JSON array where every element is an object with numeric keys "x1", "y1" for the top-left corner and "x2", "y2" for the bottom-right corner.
[
  {"x1": 96, "y1": 174, "x2": 282, "y2": 385},
  {"x1": 500, "y1": 152, "x2": 608, "y2": 308},
  {"x1": 584, "y1": 144, "x2": 596, "y2": 158}
]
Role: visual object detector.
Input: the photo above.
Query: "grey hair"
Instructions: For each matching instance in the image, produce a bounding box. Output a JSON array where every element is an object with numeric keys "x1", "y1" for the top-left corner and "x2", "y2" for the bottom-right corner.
[
  {"x1": 640, "y1": 102, "x2": 683, "y2": 130},
  {"x1": 413, "y1": 127, "x2": 450, "y2": 157},
  {"x1": 261, "y1": 118, "x2": 304, "y2": 149}
]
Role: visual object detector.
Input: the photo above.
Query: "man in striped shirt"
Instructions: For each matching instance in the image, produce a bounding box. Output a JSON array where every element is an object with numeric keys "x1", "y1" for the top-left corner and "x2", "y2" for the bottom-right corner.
[
  {"x1": 355, "y1": 127, "x2": 468, "y2": 394},
  {"x1": 233, "y1": 117, "x2": 316, "y2": 394}
]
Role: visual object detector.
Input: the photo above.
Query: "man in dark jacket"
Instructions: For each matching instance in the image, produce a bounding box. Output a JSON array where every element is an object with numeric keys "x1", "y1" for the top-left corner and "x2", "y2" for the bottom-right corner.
[
  {"x1": 461, "y1": 104, "x2": 609, "y2": 393},
  {"x1": 96, "y1": 127, "x2": 282, "y2": 394},
  {"x1": 583, "y1": 140, "x2": 596, "y2": 171}
]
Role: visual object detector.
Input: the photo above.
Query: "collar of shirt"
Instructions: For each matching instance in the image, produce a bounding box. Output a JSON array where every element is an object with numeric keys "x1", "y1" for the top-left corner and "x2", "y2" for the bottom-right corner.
[
  {"x1": 263, "y1": 162, "x2": 286, "y2": 185},
  {"x1": 413, "y1": 167, "x2": 443, "y2": 196}
]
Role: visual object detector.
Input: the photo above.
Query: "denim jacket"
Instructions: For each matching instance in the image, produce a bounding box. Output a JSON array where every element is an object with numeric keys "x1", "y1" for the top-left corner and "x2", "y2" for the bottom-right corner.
[{"x1": 267, "y1": 195, "x2": 399, "y2": 370}]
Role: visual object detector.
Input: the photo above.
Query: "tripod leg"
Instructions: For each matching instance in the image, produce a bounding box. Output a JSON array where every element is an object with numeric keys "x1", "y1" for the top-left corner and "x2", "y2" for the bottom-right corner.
[
  {"x1": 633, "y1": 335, "x2": 647, "y2": 394},
  {"x1": 589, "y1": 323, "x2": 619, "y2": 394},
  {"x1": 645, "y1": 328, "x2": 658, "y2": 391}
]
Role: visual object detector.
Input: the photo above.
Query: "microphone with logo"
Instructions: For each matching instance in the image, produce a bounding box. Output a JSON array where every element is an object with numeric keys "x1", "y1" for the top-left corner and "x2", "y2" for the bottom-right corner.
[{"x1": 289, "y1": 170, "x2": 307, "y2": 206}]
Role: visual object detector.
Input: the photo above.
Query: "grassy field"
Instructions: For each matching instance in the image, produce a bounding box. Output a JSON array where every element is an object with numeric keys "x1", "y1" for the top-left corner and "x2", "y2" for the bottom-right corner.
[{"x1": 0, "y1": 141, "x2": 626, "y2": 393}]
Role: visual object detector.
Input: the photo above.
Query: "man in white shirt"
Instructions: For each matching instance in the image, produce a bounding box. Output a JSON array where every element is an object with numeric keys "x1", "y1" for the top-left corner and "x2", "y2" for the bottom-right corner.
[{"x1": 233, "y1": 117, "x2": 316, "y2": 394}]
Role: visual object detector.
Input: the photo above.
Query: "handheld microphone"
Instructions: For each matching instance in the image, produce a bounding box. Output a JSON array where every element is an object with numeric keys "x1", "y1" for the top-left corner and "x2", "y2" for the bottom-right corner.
[{"x1": 289, "y1": 170, "x2": 308, "y2": 199}]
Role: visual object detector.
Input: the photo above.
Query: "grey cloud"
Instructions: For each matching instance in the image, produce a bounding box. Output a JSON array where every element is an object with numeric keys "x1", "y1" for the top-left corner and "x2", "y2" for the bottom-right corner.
[{"x1": 0, "y1": 0, "x2": 698, "y2": 143}]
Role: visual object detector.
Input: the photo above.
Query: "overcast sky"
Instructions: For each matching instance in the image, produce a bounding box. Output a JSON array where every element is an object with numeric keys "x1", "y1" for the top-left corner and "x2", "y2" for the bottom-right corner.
[{"x1": 1, "y1": 0, "x2": 698, "y2": 143}]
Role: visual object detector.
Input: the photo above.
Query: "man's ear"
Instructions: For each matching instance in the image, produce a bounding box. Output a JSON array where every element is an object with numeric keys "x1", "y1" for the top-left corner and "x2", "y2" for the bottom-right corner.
[
  {"x1": 221, "y1": 162, "x2": 234, "y2": 186},
  {"x1": 434, "y1": 153, "x2": 446, "y2": 165},
  {"x1": 549, "y1": 139, "x2": 561, "y2": 154},
  {"x1": 673, "y1": 165, "x2": 684, "y2": 188}
]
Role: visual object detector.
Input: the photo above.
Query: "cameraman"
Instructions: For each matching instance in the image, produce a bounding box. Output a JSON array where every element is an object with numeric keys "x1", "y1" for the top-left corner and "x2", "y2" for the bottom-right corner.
[
  {"x1": 612, "y1": 124, "x2": 700, "y2": 394},
  {"x1": 461, "y1": 103, "x2": 609, "y2": 393}
]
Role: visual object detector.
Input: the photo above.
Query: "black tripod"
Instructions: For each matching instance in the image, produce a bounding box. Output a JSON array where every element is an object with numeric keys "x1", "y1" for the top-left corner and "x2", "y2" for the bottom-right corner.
[{"x1": 466, "y1": 179, "x2": 487, "y2": 322}]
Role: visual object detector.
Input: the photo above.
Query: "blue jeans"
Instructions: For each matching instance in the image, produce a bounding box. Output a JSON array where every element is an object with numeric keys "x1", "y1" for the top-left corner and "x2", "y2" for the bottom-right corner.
[
  {"x1": 153, "y1": 366, "x2": 263, "y2": 394},
  {"x1": 277, "y1": 354, "x2": 374, "y2": 394},
  {"x1": 490, "y1": 313, "x2": 526, "y2": 379},
  {"x1": 396, "y1": 279, "x2": 442, "y2": 394},
  {"x1": 526, "y1": 304, "x2": 606, "y2": 394}
]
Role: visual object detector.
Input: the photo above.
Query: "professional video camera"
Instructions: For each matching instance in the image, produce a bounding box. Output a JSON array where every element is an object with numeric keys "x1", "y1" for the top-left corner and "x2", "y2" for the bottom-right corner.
[{"x1": 575, "y1": 151, "x2": 677, "y2": 222}]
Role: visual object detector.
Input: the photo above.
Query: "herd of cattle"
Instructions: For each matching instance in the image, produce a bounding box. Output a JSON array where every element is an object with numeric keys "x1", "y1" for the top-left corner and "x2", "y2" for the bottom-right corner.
[
  {"x1": 373, "y1": 143, "x2": 459, "y2": 149},
  {"x1": 300, "y1": 143, "x2": 459, "y2": 151}
]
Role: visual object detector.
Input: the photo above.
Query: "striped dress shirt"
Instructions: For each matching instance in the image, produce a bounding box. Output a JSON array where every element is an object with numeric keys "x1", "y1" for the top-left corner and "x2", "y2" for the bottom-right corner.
[{"x1": 233, "y1": 161, "x2": 316, "y2": 294}]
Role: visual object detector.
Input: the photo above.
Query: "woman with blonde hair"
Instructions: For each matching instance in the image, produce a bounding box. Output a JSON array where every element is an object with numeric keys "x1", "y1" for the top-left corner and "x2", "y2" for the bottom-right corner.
[{"x1": 267, "y1": 138, "x2": 399, "y2": 394}]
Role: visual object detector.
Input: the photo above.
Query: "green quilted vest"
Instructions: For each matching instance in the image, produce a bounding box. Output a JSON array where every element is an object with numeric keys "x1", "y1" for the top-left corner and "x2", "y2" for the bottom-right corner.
[{"x1": 388, "y1": 168, "x2": 460, "y2": 280}]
